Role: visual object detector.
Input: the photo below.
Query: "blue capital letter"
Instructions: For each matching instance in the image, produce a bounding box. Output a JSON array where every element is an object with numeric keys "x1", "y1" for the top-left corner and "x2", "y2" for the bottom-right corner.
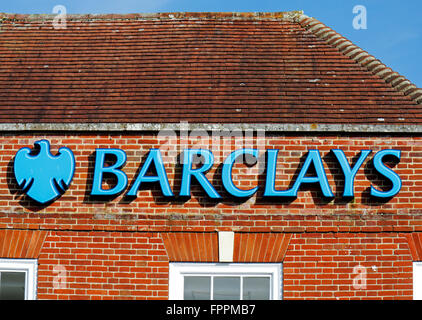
[
  {"x1": 222, "y1": 148, "x2": 258, "y2": 197},
  {"x1": 127, "y1": 149, "x2": 173, "y2": 197},
  {"x1": 370, "y1": 149, "x2": 401, "y2": 198},
  {"x1": 332, "y1": 149, "x2": 371, "y2": 197},
  {"x1": 91, "y1": 149, "x2": 128, "y2": 196},
  {"x1": 264, "y1": 149, "x2": 285, "y2": 196},
  {"x1": 180, "y1": 149, "x2": 221, "y2": 199}
]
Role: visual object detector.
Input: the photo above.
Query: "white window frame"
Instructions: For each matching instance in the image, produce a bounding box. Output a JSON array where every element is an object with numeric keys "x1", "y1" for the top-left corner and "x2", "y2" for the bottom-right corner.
[
  {"x1": 169, "y1": 263, "x2": 282, "y2": 300},
  {"x1": 414, "y1": 262, "x2": 422, "y2": 300},
  {"x1": 0, "y1": 259, "x2": 37, "y2": 300}
]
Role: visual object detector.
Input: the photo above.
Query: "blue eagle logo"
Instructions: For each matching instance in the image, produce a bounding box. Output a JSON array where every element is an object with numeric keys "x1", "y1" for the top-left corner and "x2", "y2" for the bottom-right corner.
[{"x1": 13, "y1": 140, "x2": 75, "y2": 204}]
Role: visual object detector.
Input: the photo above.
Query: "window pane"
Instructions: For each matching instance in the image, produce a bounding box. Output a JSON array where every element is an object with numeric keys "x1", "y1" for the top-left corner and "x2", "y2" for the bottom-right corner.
[
  {"x1": 243, "y1": 277, "x2": 270, "y2": 300},
  {"x1": 0, "y1": 272, "x2": 26, "y2": 300},
  {"x1": 213, "y1": 277, "x2": 240, "y2": 300},
  {"x1": 184, "y1": 276, "x2": 210, "y2": 300}
]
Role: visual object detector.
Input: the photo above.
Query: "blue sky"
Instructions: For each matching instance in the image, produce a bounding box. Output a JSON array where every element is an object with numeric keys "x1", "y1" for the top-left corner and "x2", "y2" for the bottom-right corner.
[{"x1": 1, "y1": 0, "x2": 421, "y2": 87}]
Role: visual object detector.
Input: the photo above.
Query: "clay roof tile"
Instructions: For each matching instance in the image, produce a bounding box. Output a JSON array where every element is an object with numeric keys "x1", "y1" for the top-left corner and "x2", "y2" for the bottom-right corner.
[{"x1": 0, "y1": 11, "x2": 420, "y2": 125}]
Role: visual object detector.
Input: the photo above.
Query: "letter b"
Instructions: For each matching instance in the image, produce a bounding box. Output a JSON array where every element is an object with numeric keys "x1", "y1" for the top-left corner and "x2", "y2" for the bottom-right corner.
[{"x1": 91, "y1": 149, "x2": 128, "y2": 196}]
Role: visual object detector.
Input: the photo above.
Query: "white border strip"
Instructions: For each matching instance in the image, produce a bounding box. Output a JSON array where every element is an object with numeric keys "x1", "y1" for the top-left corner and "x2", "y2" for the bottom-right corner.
[
  {"x1": 414, "y1": 262, "x2": 422, "y2": 300},
  {"x1": 0, "y1": 122, "x2": 421, "y2": 133},
  {"x1": 218, "y1": 232, "x2": 234, "y2": 263},
  {"x1": 169, "y1": 262, "x2": 281, "y2": 300}
]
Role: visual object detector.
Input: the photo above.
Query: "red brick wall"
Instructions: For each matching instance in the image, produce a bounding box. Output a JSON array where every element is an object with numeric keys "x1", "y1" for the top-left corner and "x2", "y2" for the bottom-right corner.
[
  {"x1": 283, "y1": 233, "x2": 413, "y2": 300},
  {"x1": 31, "y1": 231, "x2": 415, "y2": 300},
  {"x1": 37, "y1": 231, "x2": 168, "y2": 300},
  {"x1": 0, "y1": 132, "x2": 420, "y2": 299}
]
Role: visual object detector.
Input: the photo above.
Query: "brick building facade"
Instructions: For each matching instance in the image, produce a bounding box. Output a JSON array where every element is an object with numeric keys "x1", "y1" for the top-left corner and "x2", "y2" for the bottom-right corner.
[{"x1": 0, "y1": 11, "x2": 421, "y2": 300}]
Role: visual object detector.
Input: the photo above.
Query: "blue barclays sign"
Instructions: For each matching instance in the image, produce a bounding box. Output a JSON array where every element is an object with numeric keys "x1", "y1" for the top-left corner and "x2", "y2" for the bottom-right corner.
[
  {"x1": 89, "y1": 147, "x2": 402, "y2": 200},
  {"x1": 14, "y1": 139, "x2": 75, "y2": 204},
  {"x1": 13, "y1": 140, "x2": 402, "y2": 204}
]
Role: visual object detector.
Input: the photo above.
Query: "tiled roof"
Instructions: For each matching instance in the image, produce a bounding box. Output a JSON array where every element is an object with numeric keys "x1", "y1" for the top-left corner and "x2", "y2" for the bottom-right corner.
[{"x1": 0, "y1": 11, "x2": 420, "y2": 125}]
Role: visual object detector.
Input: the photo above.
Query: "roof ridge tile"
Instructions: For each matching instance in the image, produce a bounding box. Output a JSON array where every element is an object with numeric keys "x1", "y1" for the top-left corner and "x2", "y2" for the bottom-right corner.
[
  {"x1": 296, "y1": 13, "x2": 422, "y2": 104},
  {"x1": 0, "y1": 11, "x2": 305, "y2": 22}
]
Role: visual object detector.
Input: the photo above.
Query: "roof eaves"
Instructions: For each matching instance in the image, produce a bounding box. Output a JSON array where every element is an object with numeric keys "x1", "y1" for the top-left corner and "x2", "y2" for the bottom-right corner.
[{"x1": 295, "y1": 14, "x2": 422, "y2": 105}]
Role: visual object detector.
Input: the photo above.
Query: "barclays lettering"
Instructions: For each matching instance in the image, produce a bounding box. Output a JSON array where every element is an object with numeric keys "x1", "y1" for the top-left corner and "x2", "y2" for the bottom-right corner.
[
  {"x1": 13, "y1": 141, "x2": 402, "y2": 204},
  {"x1": 90, "y1": 147, "x2": 402, "y2": 200}
]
